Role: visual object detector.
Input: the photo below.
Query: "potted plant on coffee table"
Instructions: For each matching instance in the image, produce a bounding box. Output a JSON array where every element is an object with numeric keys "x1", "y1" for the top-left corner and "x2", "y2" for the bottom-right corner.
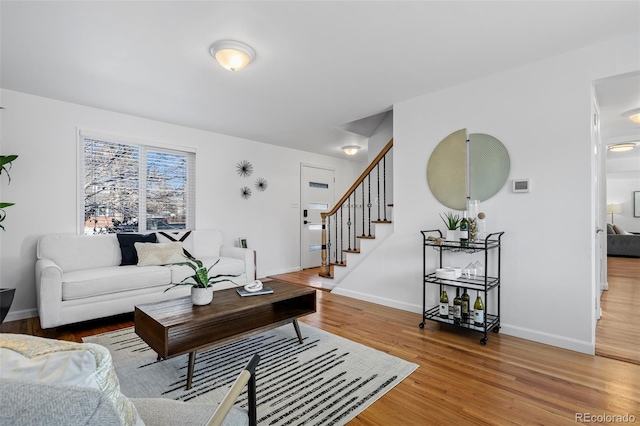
[
  {"x1": 165, "y1": 255, "x2": 239, "y2": 305},
  {"x1": 440, "y1": 211, "x2": 460, "y2": 241}
]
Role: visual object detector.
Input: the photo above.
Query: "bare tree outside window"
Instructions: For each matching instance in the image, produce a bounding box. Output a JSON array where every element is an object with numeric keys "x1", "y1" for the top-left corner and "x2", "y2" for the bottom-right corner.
[{"x1": 83, "y1": 137, "x2": 193, "y2": 234}]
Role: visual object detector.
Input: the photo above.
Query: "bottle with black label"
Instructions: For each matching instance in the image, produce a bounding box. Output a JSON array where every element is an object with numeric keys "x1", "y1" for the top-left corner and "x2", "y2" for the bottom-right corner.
[
  {"x1": 439, "y1": 290, "x2": 449, "y2": 319},
  {"x1": 461, "y1": 289, "x2": 470, "y2": 322},
  {"x1": 474, "y1": 293, "x2": 484, "y2": 327},
  {"x1": 453, "y1": 288, "x2": 462, "y2": 325},
  {"x1": 459, "y1": 211, "x2": 469, "y2": 246}
]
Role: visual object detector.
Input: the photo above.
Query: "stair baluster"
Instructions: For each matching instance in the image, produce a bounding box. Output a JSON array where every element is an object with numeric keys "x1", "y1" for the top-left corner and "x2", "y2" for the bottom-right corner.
[{"x1": 320, "y1": 138, "x2": 393, "y2": 278}]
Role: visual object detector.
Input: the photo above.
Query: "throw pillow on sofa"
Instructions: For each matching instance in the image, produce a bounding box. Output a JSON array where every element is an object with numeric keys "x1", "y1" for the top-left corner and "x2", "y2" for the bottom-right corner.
[
  {"x1": 135, "y1": 242, "x2": 186, "y2": 266},
  {"x1": 156, "y1": 230, "x2": 194, "y2": 258},
  {"x1": 117, "y1": 233, "x2": 157, "y2": 266}
]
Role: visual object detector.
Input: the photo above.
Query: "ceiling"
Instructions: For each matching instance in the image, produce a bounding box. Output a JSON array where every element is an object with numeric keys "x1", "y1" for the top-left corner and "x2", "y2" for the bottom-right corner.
[
  {"x1": 594, "y1": 72, "x2": 640, "y2": 165},
  {"x1": 1, "y1": 1, "x2": 639, "y2": 161}
]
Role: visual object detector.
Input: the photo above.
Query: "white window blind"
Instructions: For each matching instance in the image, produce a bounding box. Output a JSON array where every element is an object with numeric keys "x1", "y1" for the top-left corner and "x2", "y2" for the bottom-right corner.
[{"x1": 80, "y1": 132, "x2": 195, "y2": 234}]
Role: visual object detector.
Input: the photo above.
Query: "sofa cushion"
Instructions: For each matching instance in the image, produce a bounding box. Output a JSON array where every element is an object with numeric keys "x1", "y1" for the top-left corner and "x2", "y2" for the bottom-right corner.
[
  {"x1": 135, "y1": 242, "x2": 185, "y2": 266},
  {"x1": 37, "y1": 234, "x2": 122, "y2": 272},
  {"x1": 170, "y1": 257, "x2": 244, "y2": 284},
  {"x1": 192, "y1": 229, "x2": 224, "y2": 258},
  {"x1": 62, "y1": 266, "x2": 171, "y2": 300},
  {"x1": 117, "y1": 233, "x2": 158, "y2": 265}
]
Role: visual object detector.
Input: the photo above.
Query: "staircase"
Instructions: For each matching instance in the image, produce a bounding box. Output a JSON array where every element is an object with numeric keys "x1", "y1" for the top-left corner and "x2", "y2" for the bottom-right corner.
[{"x1": 320, "y1": 139, "x2": 393, "y2": 289}]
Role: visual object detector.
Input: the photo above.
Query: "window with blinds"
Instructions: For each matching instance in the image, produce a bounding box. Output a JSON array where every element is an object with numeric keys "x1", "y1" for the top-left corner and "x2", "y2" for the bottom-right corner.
[{"x1": 80, "y1": 132, "x2": 195, "y2": 234}]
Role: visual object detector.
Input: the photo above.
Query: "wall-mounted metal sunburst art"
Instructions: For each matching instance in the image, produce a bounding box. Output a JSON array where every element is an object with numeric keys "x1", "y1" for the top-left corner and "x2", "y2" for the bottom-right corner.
[
  {"x1": 236, "y1": 160, "x2": 253, "y2": 177},
  {"x1": 255, "y1": 177, "x2": 268, "y2": 192},
  {"x1": 241, "y1": 186, "x2": 252, "y2": 199}
]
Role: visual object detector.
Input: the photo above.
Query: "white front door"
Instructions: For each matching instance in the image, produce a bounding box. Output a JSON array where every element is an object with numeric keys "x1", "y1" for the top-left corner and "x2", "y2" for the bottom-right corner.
[{"x1": 300, "y1": 165, "x2": 335, "y2": 269}]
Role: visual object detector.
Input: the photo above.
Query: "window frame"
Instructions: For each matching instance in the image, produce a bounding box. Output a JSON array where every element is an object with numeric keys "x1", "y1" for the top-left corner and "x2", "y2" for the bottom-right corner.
[{"x1": 77, "y1": 129, "x2": 196, "y2": 234}]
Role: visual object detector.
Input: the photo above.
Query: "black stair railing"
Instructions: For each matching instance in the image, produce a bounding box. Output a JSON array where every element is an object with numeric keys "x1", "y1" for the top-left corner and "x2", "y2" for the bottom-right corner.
[{"x1": 320, "y1": 138, "x2": 393, "y2": 278}]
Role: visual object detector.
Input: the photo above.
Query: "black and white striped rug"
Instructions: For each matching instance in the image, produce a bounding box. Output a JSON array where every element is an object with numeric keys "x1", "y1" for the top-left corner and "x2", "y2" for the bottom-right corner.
[{"x1": 84, "y1": 322, "x2": 418, "y2": 426}]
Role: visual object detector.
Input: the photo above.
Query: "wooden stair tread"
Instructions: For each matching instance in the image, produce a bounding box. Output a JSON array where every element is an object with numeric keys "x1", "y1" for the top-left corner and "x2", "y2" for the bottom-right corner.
[
  {"x1": 331, "y1": 262, "x2": 347, "y2": 267},
  {"x1": 343, "y1": 249, "x2": 360, "y2": 254},
  {"x1": 357, "y1": 235, "x2": 375, "y2": 239},
  {"x1": 371, "y1": 220, "x2": 392, "y2": 224}
]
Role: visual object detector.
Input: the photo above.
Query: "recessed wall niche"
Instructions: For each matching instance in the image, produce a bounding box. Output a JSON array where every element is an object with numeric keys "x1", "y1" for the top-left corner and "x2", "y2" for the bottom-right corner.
[{"x1": 427, "y1": 129, "x2": 510, "y2": 210}]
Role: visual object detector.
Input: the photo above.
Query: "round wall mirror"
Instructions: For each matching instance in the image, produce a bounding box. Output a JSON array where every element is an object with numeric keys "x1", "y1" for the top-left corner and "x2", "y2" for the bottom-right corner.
[{"x1": 427, "y1": 129, "x2": 510, "y2": 210}]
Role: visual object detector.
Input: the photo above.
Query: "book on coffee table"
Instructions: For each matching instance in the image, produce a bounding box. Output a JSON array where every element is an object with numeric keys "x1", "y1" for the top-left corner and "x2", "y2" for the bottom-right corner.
[{"x1": 236, "y1": 285, "x2": 274, "y2": 297}]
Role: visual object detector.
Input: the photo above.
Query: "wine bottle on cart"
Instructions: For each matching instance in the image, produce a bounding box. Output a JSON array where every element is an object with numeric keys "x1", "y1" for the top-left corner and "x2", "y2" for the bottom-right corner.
[
  {"x1": 453, "y1": 288, "x2": 461, "y2": 325},
  {"x1": 461, "y1": 289, "x2": 470, "y2": 322},
  {"x1": 459, "y1": 211, "x2": 469, "y2": 246},
  {"x1": 474, "y1": 292, "x2": 484, "y2": 327},
  {"x1": 439, "y1": 290, "x2": 449, "y2": 319}
]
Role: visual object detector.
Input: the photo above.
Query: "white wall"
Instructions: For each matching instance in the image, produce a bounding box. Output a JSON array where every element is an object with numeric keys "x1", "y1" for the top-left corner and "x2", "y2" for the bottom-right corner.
[
  {"x1": 334, "y1": 33, "x2": 640, "y2": 354},
  {"x1": 0, "y1": 89, "x2": 364, "y2": 321},
  {"x1": 367, "y1": 111, "x2": 393, "y2": 162}
]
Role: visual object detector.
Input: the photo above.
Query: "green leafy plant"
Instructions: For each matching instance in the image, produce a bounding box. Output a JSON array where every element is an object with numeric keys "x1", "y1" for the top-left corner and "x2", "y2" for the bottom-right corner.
[
  {"x1": 164, "y1": 254, "x2": 239, "y2": 291},
  {"x1": 440, "y1": 212, "x2": 460, "y2": 230},
  {"x1": 0, "y1": 155, "x2": 18, "y2": 231}
]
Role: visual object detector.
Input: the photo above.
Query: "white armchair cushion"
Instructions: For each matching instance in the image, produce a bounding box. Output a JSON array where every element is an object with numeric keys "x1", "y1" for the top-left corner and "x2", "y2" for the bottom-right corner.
[{"x1": 0, "y1": 334, "x2": 142, "y2": 426}]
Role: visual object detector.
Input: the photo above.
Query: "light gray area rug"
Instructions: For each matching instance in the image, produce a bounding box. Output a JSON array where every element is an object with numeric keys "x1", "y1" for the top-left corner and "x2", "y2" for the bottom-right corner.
[{"x1": 84, "y1": 322, "x2": 418, "y2": 426}]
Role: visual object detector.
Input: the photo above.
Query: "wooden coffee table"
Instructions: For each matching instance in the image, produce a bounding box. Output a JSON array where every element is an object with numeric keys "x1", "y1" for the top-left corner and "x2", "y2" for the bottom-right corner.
[{"x1": 134, "y1": 280, "x2": 316, "y2": 389}]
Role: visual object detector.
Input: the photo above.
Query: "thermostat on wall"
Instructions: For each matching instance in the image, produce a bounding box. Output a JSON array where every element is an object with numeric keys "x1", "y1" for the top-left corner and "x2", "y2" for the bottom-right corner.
[{"x1": 512, "y1": 178, "x2": 530, "y2": 193}]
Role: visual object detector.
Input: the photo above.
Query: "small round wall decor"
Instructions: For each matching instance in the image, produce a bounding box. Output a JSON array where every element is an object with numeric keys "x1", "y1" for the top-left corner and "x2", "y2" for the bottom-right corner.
[
  {"x1": 236, "y1": 160, "x2": 253, "y2": 177},
  {"x1": 255, "y1": 177, "x2": 268, "y2": 192},
  {"x1": 240, "y1": 186, "x2": 252, "y2": 199}
]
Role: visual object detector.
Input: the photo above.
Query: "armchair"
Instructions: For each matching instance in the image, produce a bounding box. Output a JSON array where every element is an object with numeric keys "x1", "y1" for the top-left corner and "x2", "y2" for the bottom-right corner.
[{"x1": 0, "y1": 333, "x2": 259, "y2": 426}]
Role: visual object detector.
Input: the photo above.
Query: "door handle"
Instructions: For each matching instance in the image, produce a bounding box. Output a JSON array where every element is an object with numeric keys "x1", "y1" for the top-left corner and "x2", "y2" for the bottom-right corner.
[
  {"x1": 596, "y1": 228, "x2": 604, "y2": 234},
  {"x1": 304, "y1": 220, "x2": 309, "y2": 224}
]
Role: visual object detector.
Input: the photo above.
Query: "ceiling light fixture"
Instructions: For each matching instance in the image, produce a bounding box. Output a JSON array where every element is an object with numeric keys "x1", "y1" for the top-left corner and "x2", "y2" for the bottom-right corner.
[
  {"x1": 210, "y1": 40, "x2": 255, "y2": 72},
  {"x1": 342, "y1": 145, "x2": 361, "y2": 155},
  {"x1": 623, "y1": 108, "x2": 640, "y2": 124},
  {"x1": 607, "y1": 143, "x2": 637, "y2": 152}
]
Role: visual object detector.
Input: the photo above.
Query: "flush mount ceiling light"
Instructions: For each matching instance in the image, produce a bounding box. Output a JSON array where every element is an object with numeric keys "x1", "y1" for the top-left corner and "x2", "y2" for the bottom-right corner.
[
  {"x1": 342, "y1": 145, "x2": 361, "y2": 155},
  {"x1": 607, "y1": 143, "x2": 637, "y2": 152},
  {"x1": 624, "y1": 108, "x2": 640, "y2": 124},
  {"x1": 210, "y1": 40, "x2": 255, "y2": 72}
]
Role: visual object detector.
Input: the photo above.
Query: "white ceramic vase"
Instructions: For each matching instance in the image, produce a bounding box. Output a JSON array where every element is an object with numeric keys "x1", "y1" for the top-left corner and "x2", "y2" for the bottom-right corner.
[
  {"x1": 191, "y1": 287, "x2": 213, "y2": 306},
  {"x1": 446, "y1": 229, "x2": 458, "y2": 241}
]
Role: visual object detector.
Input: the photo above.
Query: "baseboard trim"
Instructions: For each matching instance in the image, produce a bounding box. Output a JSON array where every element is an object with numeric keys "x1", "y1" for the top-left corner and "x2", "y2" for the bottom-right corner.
[
  {"x1": 4, "y1": 308, "x2": 39, "y2": 324},
  {"x1": 500, "y1": 323, "x2": 594, "y2": 355},
  {"x1": 330, "y1": 289, "x2": 595, "y2": 355},
  {"x1": 330, "y1": 287, "x2": 422, "y2": 314},
  {"x1": 262, "y1": 266, "x2": 301, "y2": 279}
]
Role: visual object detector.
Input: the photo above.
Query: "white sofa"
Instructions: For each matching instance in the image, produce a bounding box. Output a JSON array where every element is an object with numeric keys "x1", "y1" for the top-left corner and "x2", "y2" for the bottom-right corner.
[{"x1": 35, "y1": 230, "x2": 254, "y2": 329}]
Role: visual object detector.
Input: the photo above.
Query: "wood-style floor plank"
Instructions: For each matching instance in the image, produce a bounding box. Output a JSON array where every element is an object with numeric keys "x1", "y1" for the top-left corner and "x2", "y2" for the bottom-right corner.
[
  {"x1": 1, "y1": 265, "x2": 639, "y2": 425},
  {"x1": 596, "y1": 256, "x2": 640, "y2": 364}
]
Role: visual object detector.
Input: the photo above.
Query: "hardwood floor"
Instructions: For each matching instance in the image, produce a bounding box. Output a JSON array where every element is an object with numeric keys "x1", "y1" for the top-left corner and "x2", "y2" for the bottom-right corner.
[
  {"x1": 595, "y1": 256, "x2": 640, "y2": 364},
  {"x1": 2, "y1": 267, "x2": 639, "y2": 425}
]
